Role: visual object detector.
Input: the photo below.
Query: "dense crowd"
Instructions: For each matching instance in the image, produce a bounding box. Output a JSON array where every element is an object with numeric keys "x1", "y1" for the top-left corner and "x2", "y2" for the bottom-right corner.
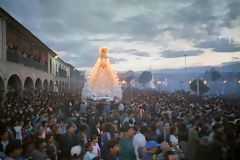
[{"x1": 0, "y1": 89, "x2": 240, "y2": 160}]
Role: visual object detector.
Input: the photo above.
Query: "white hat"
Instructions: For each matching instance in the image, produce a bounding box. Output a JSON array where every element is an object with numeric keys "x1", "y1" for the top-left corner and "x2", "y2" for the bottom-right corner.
[{"x1": 70, "y1": 145, "x2": 82, "y2": 156}]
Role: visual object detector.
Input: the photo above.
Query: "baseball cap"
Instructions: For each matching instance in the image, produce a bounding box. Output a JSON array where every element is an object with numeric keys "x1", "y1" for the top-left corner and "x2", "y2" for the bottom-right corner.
[{"x1": 146, "y1": 140, "x2": 160, "y2": 149}]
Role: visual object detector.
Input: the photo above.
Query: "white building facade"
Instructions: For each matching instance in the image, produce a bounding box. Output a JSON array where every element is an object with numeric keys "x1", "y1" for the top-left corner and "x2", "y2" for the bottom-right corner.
[{"x1": 0, "y1": 8, "x2": 83, "y2": 99}]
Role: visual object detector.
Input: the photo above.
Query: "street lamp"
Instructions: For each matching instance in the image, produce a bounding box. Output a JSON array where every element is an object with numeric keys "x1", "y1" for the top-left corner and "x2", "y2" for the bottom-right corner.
[
  {"x1": 238, "y1": 80, "x2": 240, "y2": 84},
  {"x1": 204, "y1": 80, "x2": 207, "y2": 85},
  {"x1": 222, "y1": 80, "x2": 227, "y2": 95}
]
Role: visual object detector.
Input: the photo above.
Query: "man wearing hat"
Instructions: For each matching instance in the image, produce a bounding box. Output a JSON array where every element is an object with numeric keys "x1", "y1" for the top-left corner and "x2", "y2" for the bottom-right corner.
[
  {"x1": 119, "y1": 124, "x2": 136, "y2": 160},
  {"x1": 141, "y1": 140, "x2": 160, "y2": 160}
]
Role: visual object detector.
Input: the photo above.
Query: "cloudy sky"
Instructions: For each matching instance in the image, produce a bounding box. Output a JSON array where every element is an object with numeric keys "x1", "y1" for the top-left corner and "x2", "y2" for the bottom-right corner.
[{"x1": 1, "y1": 0, "x2": 240, "y2": 71}]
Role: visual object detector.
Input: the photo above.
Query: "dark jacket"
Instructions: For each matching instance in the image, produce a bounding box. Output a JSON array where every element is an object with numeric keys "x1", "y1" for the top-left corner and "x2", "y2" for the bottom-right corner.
[{"x1": 58, "y1": 133, "x2": 80, "y2": 157}]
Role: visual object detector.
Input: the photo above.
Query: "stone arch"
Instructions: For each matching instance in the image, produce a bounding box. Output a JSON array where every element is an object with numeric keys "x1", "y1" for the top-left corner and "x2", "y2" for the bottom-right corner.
[
  {"x1": 49, "y1": 80, "x2": 54, "y2": 92},
  {"x1": 7, "y1": 74, "x2": 22, "y2": 95},
  {"x1": 35, "y1": 78, "x2": 42, "y2": 90},
  {"x1": 58, "y1": 81, "x2": 61, "y2": 91},
  {"x1": 62, "y1": 81, "x2": 65, "y2": 91},
  {"x1": 43, "y1": 79, "x2": 49, "y2": 91},
  {"x1": 24, "y1": 77, "x2": 34, "y2": 93},
  {"x1": 66, "y1": 82, "x2": 69, "y2": 91}
]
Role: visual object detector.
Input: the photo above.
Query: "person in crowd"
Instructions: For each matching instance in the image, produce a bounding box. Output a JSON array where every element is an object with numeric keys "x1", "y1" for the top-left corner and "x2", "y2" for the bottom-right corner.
[
  {"x1": 119, "y1": 124, "x2": 136, "y2": 160},
  {"x1": 106, "y1": 139, "x2": 121, "y2": 160},
  {"x1": 36, "y1": 124, "x2": 48, "y2": 139},
  {"x1": 46, "y1": 134, "x2": 59, "y2": 160},
  {"x1": 195, "y1": 136, "x2": 211, "y2": 160},
  {"x1": 13, "y1": 119, "x2": 23, "y2": 144},
  {"x1": 4, "y1": 141, "x2": 23, "y2": 160},
  {"x1": 21, "y1": 120, "x2": 34, "y2": 147},
  {"x1": 83, "y1": 142, "x2": 98, "y2": 160},
  {"x1": 161, "y1": 122, "x2": 171, "y2": 143},
  {"x1": 58, "y1": 123, "x2": 80, "y2": 159},
  {"x1": 28, "y1": 138, "x2": 49, "y2": 160},
  {"x1": 57, "y1": 118, "x2": 67, "y2": 135},
  {"x1": 91, "y1": 135, "x2": 101, "y2": 157},
  {"x1": 187, "y1": 121, "x2": 199, "y2": 160},
  {"x1": 101, "y1": 123, "x2": 113, "y2": 159},
  {"x1": 80, "y1": 101, "x2": 87, "y2": 115},
  {"x1": 210, "y1": 131, "x2": 224, "y2": 160},
  {"x1": 169, "y1": 126, "x2": 178, "y2": 146},
  {"x1": 141, "y1": 140, "x2": 160, "y2": 160},
  {"x1": 77, "y1": 123, "x2": 89, "y2": 154},
  {"x1": 208, "y1": 123, "x2": 224, "y2": 143},
  {"x1": 164, "y1": 150, "x2": 178, "y2": 160},
  {"x1": 0, "y1": 129, "x2": 11, "y2": 154},
  {"x1": 91, "y1": 121, "x2": 102, "y2": 142},
  {"x1": 157, "y1": 141, "x2": 171, "y2": 160},
  {"x1": 133, "y1": 125, "x2": 147, "y2": 160},
  {"x1": 146, "y1": 123, "x2": 158, "y2": 141},
  {"x1": 118, "y1": 102, "x2": 125, "y2": 112},
  {"x1": 123, "y1": 110, "x2": 136, "y2": 126}
]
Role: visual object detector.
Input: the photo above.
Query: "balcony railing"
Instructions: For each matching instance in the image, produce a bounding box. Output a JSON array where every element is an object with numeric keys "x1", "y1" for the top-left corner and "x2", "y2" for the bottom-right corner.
[
  {"x1": 6, "y1": 50, "x2": 19, "y2": 63},
  {"x1": 7, "y1": 50, "x2": 48, "y2": 72}
]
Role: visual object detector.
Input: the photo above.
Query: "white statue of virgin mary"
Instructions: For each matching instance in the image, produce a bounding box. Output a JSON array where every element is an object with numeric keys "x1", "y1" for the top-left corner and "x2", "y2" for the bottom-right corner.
[{"x1": 82, "y1": 47, "x2": 122, "y2": 99}]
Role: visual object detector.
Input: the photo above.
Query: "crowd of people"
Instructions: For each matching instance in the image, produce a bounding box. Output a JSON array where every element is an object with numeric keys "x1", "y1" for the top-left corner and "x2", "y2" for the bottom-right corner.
[{"x1": 0, "y1": 89, "x2": 240, "y2": 160}]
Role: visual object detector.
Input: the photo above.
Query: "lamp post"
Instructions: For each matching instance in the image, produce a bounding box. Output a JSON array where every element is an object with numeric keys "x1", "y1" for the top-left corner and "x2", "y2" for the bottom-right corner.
[
  {"x1": 196, "y1": 79, "x2": 200, "y2": 96},
  {"x1": 130, "y1": 79, "x2": 135, "y2": 102},
  {"x1": 157, "y1": 80, "x2": 161, "y2": 91}
]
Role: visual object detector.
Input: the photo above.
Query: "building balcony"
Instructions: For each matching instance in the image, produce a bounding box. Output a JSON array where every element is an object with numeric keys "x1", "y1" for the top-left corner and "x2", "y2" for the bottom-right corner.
[{"x1": 7, "y1": 50, "x2": 48, "y2": 72}]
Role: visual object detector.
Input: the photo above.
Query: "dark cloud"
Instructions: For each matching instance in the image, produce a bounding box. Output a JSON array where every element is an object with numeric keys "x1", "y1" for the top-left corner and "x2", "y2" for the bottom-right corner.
[
  {"x1": 131, "y1": 51, "x2": 151, "y2": 57},
  {"x1": 111, "y1": 48, "x2": 150, "y2": 57},
  {"x1": 1, "y1": 0, "x2": 240, "y2": 70},
  {"x1": 195, "y1": 38, "x2": 240, "y2": 52},
  {"x1": 111, "y1": 49, "x2": 137, "y2": 54},
  {"x1": 223, "y1": 0, "x2": 240, "y2": 26},
  {"x1": 109, "y1": 57, "x2": 127, "y2": 64},
  {"x1": 232, "y1": 57, "x2": 240, "y2": 60},
  {"x1": 160, "y1": 49, "x2": 204, "y2": 58}
]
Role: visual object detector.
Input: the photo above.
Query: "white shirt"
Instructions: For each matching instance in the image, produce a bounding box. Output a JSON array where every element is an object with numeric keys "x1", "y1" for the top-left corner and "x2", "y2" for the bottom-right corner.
[
  {"x1": 1, "y1": 140, "x2": 9, "y2": 152},
  {"x1": 133, "y1": 133, "x2": 146, "y2": 160},
  {"x1": 14, "y1": 126, "x2": 22, "y2": 140},
  {"x1": 118, "y1": 103, "x2": 124, "y2": 111}
]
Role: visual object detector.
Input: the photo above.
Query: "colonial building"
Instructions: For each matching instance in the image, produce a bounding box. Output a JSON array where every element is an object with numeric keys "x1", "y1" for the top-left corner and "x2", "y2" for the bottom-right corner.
[{"x1": 0, "y1": 8, "x2": 84, "y2": 99}]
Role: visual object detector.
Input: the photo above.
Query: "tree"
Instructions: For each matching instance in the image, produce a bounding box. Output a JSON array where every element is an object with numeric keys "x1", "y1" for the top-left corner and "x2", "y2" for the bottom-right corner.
[
  {"x1": 189, "y1": 79, "x2": 209, "y2": 95},
  {"x1": 138, "y1": 71, "x2": 152, "y2": 87},
  {"x1": 211, "y1": 70, "x2": 221, "y2": 81},
  {"x1": 203, "y1": 68, "x2": 221, "y2": 81}
]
